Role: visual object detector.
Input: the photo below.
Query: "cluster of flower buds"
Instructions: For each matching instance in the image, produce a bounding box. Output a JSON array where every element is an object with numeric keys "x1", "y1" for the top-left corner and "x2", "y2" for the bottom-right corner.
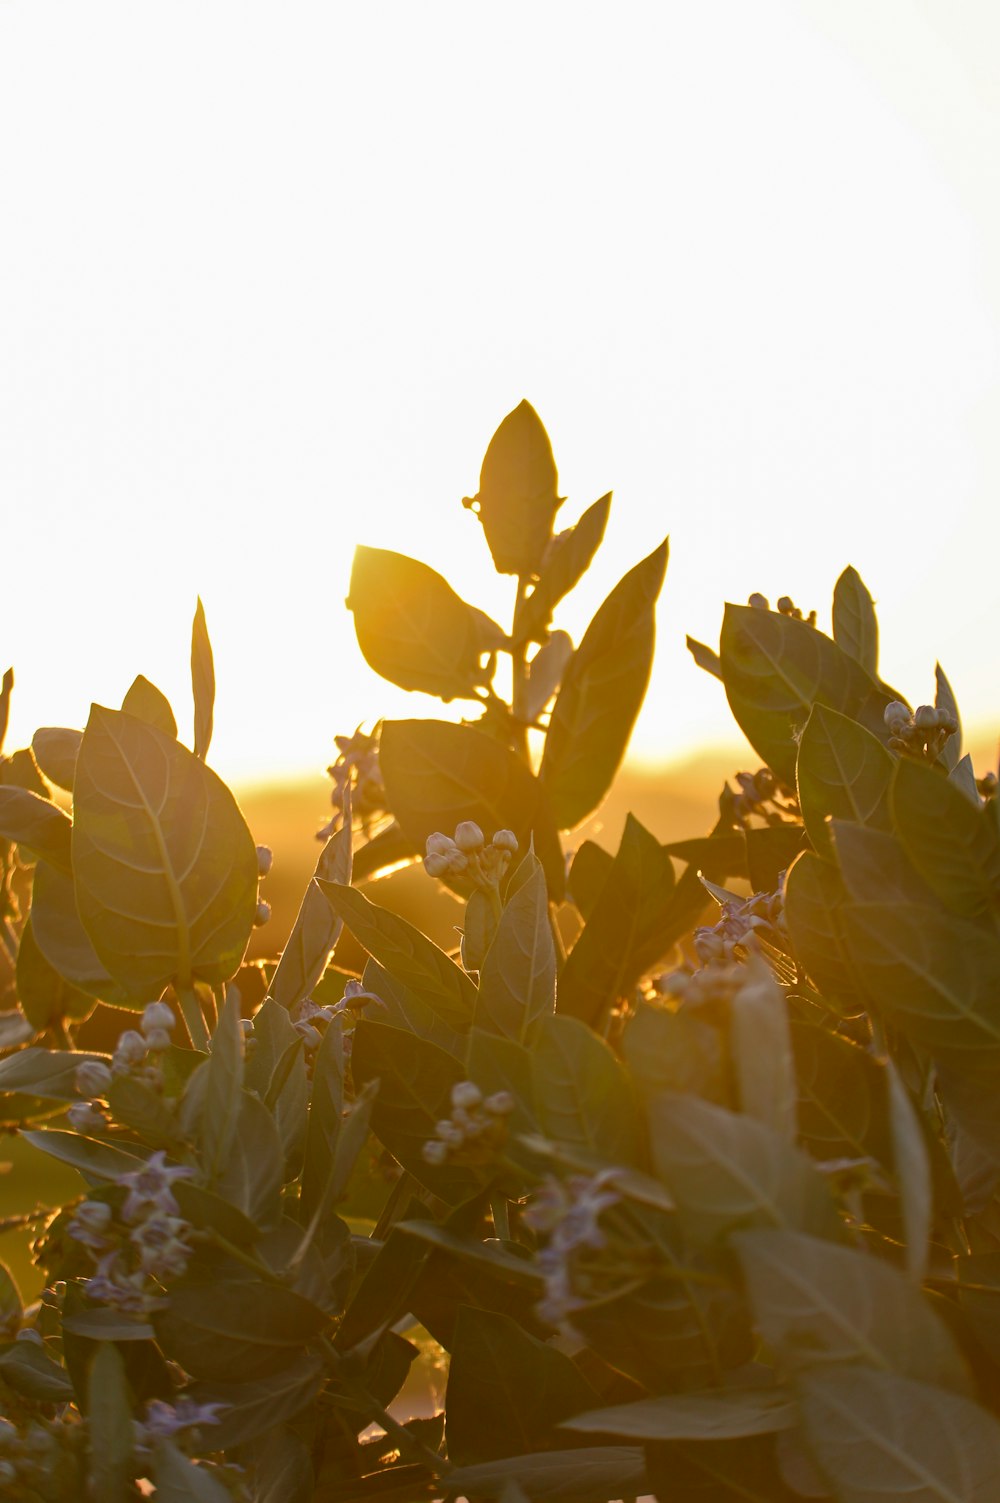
[
  {"x1": 422, "y1": 1080, "x2": 515, "y2": 1167},
  {"x1": 67, "y1": 1151, "x2": 195, "y2": 1314},
  {"x1": 423, "y1": 822, "x2": 518, "y2": 886},
  {"x1": 722, "y1": 767, "x2": 799, "y2": 828},
  {"x1": 253, "y1": 843, "x2": 273, "y2": 927},
  {"x1": 69, "y1": 1002, "x2": 178, "y2": 1133},
  {"x1": 747, "y1": 593, "x2": 817, "y2": 626},
  {"x1": 320, "y1": 726, "x2": 386, "y2": 837},
  {"x1": 0, "y1": 1416, "x2": 74, "y2": 1496},
  {"x1": 884, "y1": 701, "x2": 958, "y2": 762},
  {"x1": 523, "y1": 1170, "x2": 624, "y2": 1327}
]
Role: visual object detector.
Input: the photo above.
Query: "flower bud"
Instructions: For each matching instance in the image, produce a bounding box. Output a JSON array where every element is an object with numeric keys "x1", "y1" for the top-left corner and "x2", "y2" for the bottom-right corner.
[
  {"x1": 256, "y1": 844, "x2": 273, "y2": 877},
  {"x1": 884, "y1": 701, "x2": 909, "y2": 729},
  {"x1": 16, "y1": 1327, "x2": 43, "y2": 1345},
  {"x1": 913, "y1": 704, "x2": 938, "y2": 730},
  {"x1": 426, "y1": 832, "x2": 457, "y2": 857},
  {"x1": 748, "y1": 593, "x2": 769, "y2": 610},
  {"x1": 141, "y1": 1001, "x2": 176, "y2": 1037},
  {"x1": 454, "y1": 821, "x2": 484, "y2": 853},
  {"x1": 115, "y1": 1030, "x2": 149, "y2": 1066},
  {"x1": 451, "y1": 1080, "x2": 483, "y2": 1111},
  {"x1": 75, "y1": 1059, "x2": 113, "y2": 1098},
  {"x1": 67, "y1": 1102, "x2": 106, "y2": 1133},
  {"x1": 423, "y1": 851, "x2": 452, "y2": 879},
  {"x1": 254, "y1": 899, "x2": 272, "y2": 927},
  {"x1": 492, "y1": 829, "x2": 519, "y2": 854},
  {"x1": 484, "y1": 1090, "x2": 515, "y2": 1116},
  {"x1": 422, "y1": 1140, "x2": 448, "y2": 1166},
  {"x1": 143, "y1": 1028, "x2": 172, "y2": 1053},
  {"x1": 776, "y1": 596, "x2": 794, "y2": 614}
]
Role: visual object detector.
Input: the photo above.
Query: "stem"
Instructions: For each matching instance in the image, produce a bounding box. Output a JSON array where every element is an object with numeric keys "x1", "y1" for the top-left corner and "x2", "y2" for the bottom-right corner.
[
  {"x1": 176, "y1": 985, "x2": 210, "y2": 1052},
  {"x1": 490, "y1": 1194, "x2": 510, "y2": 1241},
  {"x1": 508, "y1": 576, "x2": 532, "y2": 766}
]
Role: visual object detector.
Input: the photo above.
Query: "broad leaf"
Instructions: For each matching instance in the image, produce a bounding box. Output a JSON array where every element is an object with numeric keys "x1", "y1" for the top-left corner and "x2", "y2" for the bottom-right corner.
[
  {"x1": 153, "y1": 1440, "x2": 231, "y2": 1503},
  {"x1": 445, "y1": 1447, "x2": 647, "y2": 1503},
  {"x1": 16, "y1": 917, "x2": 95, "y2": 1029},
  {"x1": 348, "y1": 546, "x2": 502, "y2": 700},
  {"x1": 154, "y1": 1275, "x2": 329, "y2": 1382},
  {"x1": 121, "y1": 674, "x2": 177, "y2": 738},
  {"x1": 30, "y1": 725, "x2": 82, "y2": 790},
  {"x1": 891, "y1": 756, "x2": 1000, "y2": 922},
  {"x1": 515, "y1": 492, "x2": 611, "y2": 642},
  {"x1": 188, "y1": 1356, "x2": 325, "y2": 1450},
  {"x1": 0, "y1": 785, "x2": 71, "y2": 873},
  {"x1": 72, "y1": 706, "x2": 258, "y2": 997},
  {"x1": 87, "y1": 1343, "x2": 134, "y2": 1502},
  {"x1": 783, "y1": 852, "x2": 867, "y2": 1016},
  {"x1": 191, "y1": 596, "x2": 215, "y2": 760},
  {"x1": 832, "y1": 821, "x2": 938, "y2": 906},
  {"x1": 796, "y1": 703, "x2": 894, "y2": 857},
  {"x1": 686, "y1": 635, "x2": 723, "y2": 680},
  {"x1": 541, "y1": 539, "x2": 668, "y2": 829},
  {"x1": 476, "y1": 851, "x2": 555, "y2": 1040},
  {"x1": 531, "y1": 1013, "x2": 640, "y2": 1164},
  {"x1": 564, "y1": 1384, "x2": 796, "y2": 1440},
  {"x1": 730, "y1": 953, "x2": 796, "y2": 1139},
  {"x1": 832, "y1": 565, "x2": 878, "y2": 677},
  {"x1": 624, "y1": 1003, "x2": 726, "y2": 1107},
  {"x1": 467, "y1": 399, "x2": 562, "y2": 577},
  {"x1": 791, "y1": 1020, "x2": 892, "y2": 1167},
  {"x1": 29, "y1": 861, "x2": 132, "y2": 1006},
  {"x1": 566, "y1": 840, "x2": 614, "y2": 920}
]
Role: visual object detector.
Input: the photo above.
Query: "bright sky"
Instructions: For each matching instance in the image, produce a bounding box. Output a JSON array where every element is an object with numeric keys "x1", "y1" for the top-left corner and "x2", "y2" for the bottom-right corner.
[{"x1": 1, "y1": 1, "x2": 998, "y2": 790}]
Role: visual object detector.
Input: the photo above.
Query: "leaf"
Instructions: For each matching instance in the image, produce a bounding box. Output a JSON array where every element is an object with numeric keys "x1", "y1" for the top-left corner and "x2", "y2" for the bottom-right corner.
[
  {"x1": 735, "y1": 1228, "x2": 970, "y2": 1390},
  {"x1": 214, "y1": 1090, "x2": 284, "y2": 1230},
  {"x1": 245, "y1": 999, "x2": 308, "y2": 1165},
  {"x1": 201, "y1": 988, "x2": 244, "y2": 1178},
  {"x1": 121, "y1": 674, "x2": 177, "y2": 738},
  {"x1": 935, "y1": 663, "x2": 963, "y2": 772},
  {"x1": 468, "y1": 399, "x2": 562, "y2": 577},
  {"x1": 321, "y1": 881, "x2": 476, "y2": 1031},
  {"x1": 0, "y1": 1340, "x2": 74, "y2": 1401},
  {"x1": 531, "y1": 1013, "x2": 640, "y2": 1164},
  {"x1": 730, "y1": 952, "x2": 796, "y2": 1139},
  {"x1": 445, "y1": 1306, "x2": 599, "y2": 1464},
  {"x1": 0, "y1": 785, "x2": 72, "y2": 873},
  {"x1": 950, "y1": 754, "x2": 981, "y2": 807},
  {"x1": 791, "y1": 1020, "x2": 892, "y2": 1167},
  {"x1": 87, "y1": 1343, "x2": 134, "y2": 1503},
  {"x1": 270, "y1": 822, "x2": 353, "y2": 1010},
  {"x1": 351, "y1": 1019, "x2": 489, "y2": 1203},
  {"x1": 241, "y1": 1428, "x2": 314, "y2": 1503},
  {"x1": 29, "y1": 861, "x2": 132, "y2": 1006},
  {"x1": 566, "y1": 840, "x2": 614, "y2": 920},
  {"x1": 540, "y1": 539, "x2": 668, "y2": 829},
  {"x1": 558, "y1": 814, "x2": 678, "y2": 1027},
  {"x1": 647, "y1": 1434, "x2": 797, "y2": 1502},
  {"x1": 347, "y1": 546, "x2": 502, "y2": 701},
  {"x1": 832, "y1": 565, "x2": 879, "y2": 678},
  {"x1": 106, "y1": 1073, "x2": 185, "y2": 1149},
  {"x1": 191, "y1": 596, "x2": 215, "y2": 761},
  {"x1": 300, "y1": 1020, "x2": 344, "y2": 1222},
  {"x1": 563, "y1": 1384, "x2": 796, "y2": 1440},
  {"x1": 72, "y1": 706, "x2": 258, "y2": 997},
  {"x1": 720, "y1": 603, "x2": 890, "y2": 787},
  {"x1": 515, "y1": 492, "x2": 611, "y2": 642},
  {"x1": 796, "y1": 704, "x2": 894, "y2": 857},
  {"x1": 885, "y1": 1057, "x2": 932, "y2": 1283},
  {"x1": 831, "y1": 821, "x2": 937, "y2": 906},
  {"x1": 16, "y1": 918, "x2": 95, "y2": 1029},
  {"x1": 891, "y1": 756, "x2": 1000, "y2": 922},
  {"x1": 445, "y1": 1446, "x2": 648, "y2": 1503},
  {"x1": 624, "y1": 1003, "x2": 726, "y2": 1107},
  {"x1": 0, "y1": 665, "x2": 10, "y2": 754},
  {"x1": 745, "y1": 824, "x2": 807, "y2": 895},
  {"x1": 648, "y1": 1095, "x2": 839, "y2": 1245},
  {"x1": 783, "y1": 852, "x2": 868, "y2": 1016},
  {"x1": 476, "y1": 851, "x2": 555, "y2": 1040},
  {"x1": 797, "y1": 1366, "x2": 1000, "y2": 1503},
  {"x1": 466, "y1": 1027, "x2": 538, "y2": 1146},
  {"x1": 0, "y1": 1262, "x2": 20, "y2": 1331},
  {"x1": 20, "y1": 1128, "x2": 146, "y2": 1181},
  {"x1": 31, "y1": 725, "x2": 82, "y2": 790},
  {"x1": 361, "y1": 958, "x2": 466, "y2": 1058},
  {"x1": 840, "y1": 902, "x2": 1000, "y2": 1063},
  {"x1": 0, "y1": 1046, "x2": 107, "y2": 1101},
  {"x1": 61, "y1": 1310, "x2": 155, "y2": 1341},
  {"x1": 188, "y1": 1355, "x2": 325, "y2": 1450},
  {"x1": 687, "y1": 635, "x2": 723, "y2": 680},
  {"x1": 378, "y1": 718, "x2": 562, "y2": 898},
  {"x1": 154, "y1": 1276, "x2": 329, "y2": 1382},
  {"x1": 153, "y1": 1440, "x2": 232, "y2": 1503}
]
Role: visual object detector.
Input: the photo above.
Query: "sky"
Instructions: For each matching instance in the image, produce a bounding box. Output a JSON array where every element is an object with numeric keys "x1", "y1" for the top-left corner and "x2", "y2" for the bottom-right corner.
[{"x1": 1, "y1": 1, "x2": 998, "y2": 790}]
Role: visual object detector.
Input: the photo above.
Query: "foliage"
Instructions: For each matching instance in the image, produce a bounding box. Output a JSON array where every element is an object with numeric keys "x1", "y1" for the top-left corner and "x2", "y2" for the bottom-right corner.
[{"x1": 0, "y1": 403, "x2": 998, "y2": 1500}]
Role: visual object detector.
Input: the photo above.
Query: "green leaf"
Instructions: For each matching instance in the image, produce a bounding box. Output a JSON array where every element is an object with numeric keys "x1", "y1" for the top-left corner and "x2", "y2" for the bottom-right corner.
[
  {"x1": 730, "y1": 953, "x2": 796, "y2": 1139},
  {"x1": 29, "y1": 861, "x2": 133, "y2": 1006},
  {"x1": 558, "y1": 814, "x2": 678, "y2": 1027},
  {"x1": 0, "y1": 785, "x2": 71, "y2": 873},
  {"x1": 783, "y1": 851, "x2": 866, "y2": 1016},
  {"x1": 445, "y1": 1306, "x2": 599, "y2": 1464},
  {"x1": 445, "y1": 1446, "x2": 648, "y2": 1503},
  {"x1": 121, "y1": 674, "x2": 177, "y2": 738},
  {"x1": 351, "y1": 1019, "x2": 489, "y2": 1203},
  {"x1": 891, "y1": 757, "x2": 1000, "y2": 922},
  {"x1": 0, "y1": 1340, "x2": 74, "y2": 1400},
  {"x1": 744, "y1": 823, "x2": 807, "y2": 895},
  {"x1": 106, "y1": 1073, "x2": 185, "y2": 1149},
  {"x1": 347, "y1": 546, "x2": 502, "y2": 700},
  {"x1": 840, "y1": 901, "x2": 1000, "y2": 1063},
  {"x1": 87, "y1": 1343, "x2": 134, "y2": 1503},
  {"x1": 686, "y1": 635, "x2": 723, "y2": 680},
  {"x1": 201, "y1": 988, "x2": 244, "y2": 1178},
  {"x1": 515, "y1": 492, "x2": 611, "y2": 642},
  {"x1": 466, "y1": 1027, "x2": 538, "y2": 1147},
  {"x1": 737, "y1": 1229, "x2": 971, "y2": 1394},
  {"x1": 531, "y1": 1013, "x2": 639, "y2": 1163},
  {"x1": 16, "y1": 919, "x2": 95, "y2": 1029},
  {"x1": 796, "y1": 704, "x2": 894, "y2": 856},
  {"x1": 241, "y1": 1428, "x2": 314, "y2": 1503},
  {"x1": 379, "y1": 718, "x2": 563, "y2": 898},
  {"x1": 21, "y1": 1128, "x2": 146, "y2": 1181},
  {"x1": 468, "y1": 399, "x2": 562, "y2": 577},
  {"x1": 361, "y1": 957, "x2": 466, "y2": 1058},
  {"x1": 0, "y1": 1262, "x2": 20, "y2": 1333},
  {"x1": 719, "y1": 603, "x2": 890, "y2": 787},
  {"x1": 31, "y1": 725, "x2": 82, "y2": 790},
  {"x1": 791, "y1": 1020, "x2": 892, "y2": 1166},
  {"x1": 563, "y1": 1384, "x2": 796, "y2": 1440},
  {"x1": 566, "y1": 840, "x2": 614, "y2": 920},
  {"x1": 885, "y1": 1058, "x2": 932, "y2": 1283},
  {"x1": 648, "y1": 1095, "x2": 839, "y2": 1245},
  {"x1": 191, "y1": 596, "x2": 215, "y2": 761},
  {"x1": 72, "y1": 705, "x2": 258, "y2": 997},
  {"x1": 321, "y1": 880, "x2": 476, "y2": 1031},
  {"x1": 797, "y1": 1366, "x2": 1000, "y2": 1503},
  {"x1": 214, "y1": 1090, "x2": 284, "y2": 1230},
  {"x1": 269, "y1": 822, "x2": 352, "y2": 1010},
  {"x1": 624, "y1": 1003, "x2": 726, "y2": 1107},
  {"x1": 832, "y1": 565, "x2": 879, "y2": 678},
  {"x1": 153, "y1": 1440, "x2": 232, "y2": 1503},
  {"x1": 188, "y1": 1355, "x2": 325, "y2": 1450},
  {"x1": 154, "y1": 1276, "x2": 329, "y2": 1382},
  {"x1": 540, "y1": 539, "x2": 668, "y2": 829},
  {"x1": 300, "y1": 1020, "x2": 344, "y2": 1222},
  {"x1": 245, "y1": 998, "x2": 308, "y2": 1166},
  {"x1": 0, "y1": 1046, "x2": 107, "y2": 1101},
  {"x1": 476, "y1": 851, "x2": 555, "y2": 1040},
  {"x1": 935, "y1": 663, "x2": 962, "y2": 772},
  {"x1": 832, "y1": 821, "x2": 937, "y2": 906}
]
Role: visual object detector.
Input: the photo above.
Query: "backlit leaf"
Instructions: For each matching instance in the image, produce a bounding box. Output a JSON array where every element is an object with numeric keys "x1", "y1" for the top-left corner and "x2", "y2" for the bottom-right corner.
[
  {"x1": 87, "y1": 1343, "x2": 133, "y2": 1502},
  {"x1": 29, "y1": 861, "x2": 133, "y2": 1006},
  {"x1": 269, "y1": 819, "x2": 352, "y2": 1010},
  {"x1": 796, "y1": 704, "x2": 894, "y2": 857},
  {"x1": 191, "y1": 596, "x2": 215, "y2": 761},
  {"x1": 515, "y1": 492, "x2": 611, "y2": 642},
  {"x1": 469, "y1": 399, "x2": 562, "y2": 577},
  {"x1": 531, "y1": 1014, "x2": 639, "y2": 1164},
  {"x1": 832, "y1": 565, "x2": 878, "y2": 678},
  {"x1": 0, "y1": 785, "x2": 71, "y2": 873},
  {"x1": 121, "y1": 674, "x2": 177, "y2": 739},
  {"x1": 476, "y1": 850, "x2": 555, "y2": 1040},
  {"x1": 891, "y1": 756, "x2": 1000, "y2": 922},
  {"x1": 935, "y1": 663, "x2": 962, "y2": 772},
  {"x1": 31, "y1": 725, "x2": 82, "y2": 790}
]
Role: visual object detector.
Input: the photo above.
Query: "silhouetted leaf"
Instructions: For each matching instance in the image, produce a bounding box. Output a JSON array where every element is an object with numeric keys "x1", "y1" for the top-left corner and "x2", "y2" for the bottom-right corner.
[
  {"x1": 686, "y1": 635, "x2": 723, "y2": 680},
  {"x1": 0, "y1": 1340, "x2": 74, "y2": 1401},
  {"x1": 646, "y1": 1434, "x2": 797, "y2": 1502},
  {"x1": 566, "y1": 840, "x2": 614, "y2": 919},
  {"x1": 745, "y1": 824, "x2": 806, "y2": 894},
  {"x1": 72, "y1": 706, "x2": 257, "y2": 997},
  {"x1": 832, "y1": 565, "x2": 878, "y2": 678},
  {"x1": 155, "y1": 1277, "x2": 328, "y2": 1382},
  {"x1": 477, "y1": 851, "x2": 555, "y2": 1040},
  {"x1": 796, "y1": 704, "x2": 894, "y2": 856},
  {"x1": 31, "y1": 725, "x2": 82, "y2": 790},
  {"x1": 188, "y1": 1356, "x2": 325, "y2": 1450},
  {"x1": 191, "y1": 596, "x2": 215, "y2": 761},
  {"x1": 891, "y1": 756, "x2": 1000, "y2": 922},
  {"x1": 121, "y1": 674, "x2": 177, "y2": 738},
  {"x1": 935, "y1": 662, "x2": 962, "y2": 772},
  {"x1": 516, "y1": 492, "x2": 611, "y2": 641},
  {"x1": 348, "y1": 546, "x2": 502, "y2": 700},
  {"x1": 720, "y1": 604, "x2": 890, "y2": 787},
  {"x1": 541, "y1": 539, "x2": 668, "y2": 829},
  {"x1": 468, "y1": 399, "x2": 562, "y2": 577},
  {"x1": 0, "y1": 666, "x2": 11, "y2": 754},
  {"x1": 531, "y1": 1013, "x2": 639, "y2": 1164},
  {"x1": 0, "y1": 785, "x2": 71, "y2": 873},
  {"x1": 270, "y1": 820, "x2": 352, "y2": 1010}
]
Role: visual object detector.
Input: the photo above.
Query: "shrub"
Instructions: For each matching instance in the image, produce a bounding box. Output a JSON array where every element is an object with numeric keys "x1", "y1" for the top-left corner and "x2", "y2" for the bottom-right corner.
[{"x1": 0, "y1": 403, "x2": 998, "y2": 1500}]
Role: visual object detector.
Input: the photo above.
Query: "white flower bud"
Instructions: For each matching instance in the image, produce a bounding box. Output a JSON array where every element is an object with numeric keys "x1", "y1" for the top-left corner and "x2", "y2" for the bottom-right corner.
[
  {"x1": 884, "y1": 701, "x2": 909, "y2": 729},
  {"x1": 239, "y1": 1017, "x2": 255, "y2": 1036},
  {"x1": 422, "y1": 1140, "x2": 449, "y2": 1166},
  {"x1": 75, "y1": 1059, "x2": 113, "y2": 1098},
  {"x1": 426, "y1": 832, "x2": 458, "y2": 857},
  {"x1": 141, "y1": 1001, "x2": 176, "y2": 1037},
  {"x1": 115, "y1": 1030, "x2": 149, "y2": 1066},
  {"x1": 748, "y1": 593, "x2": 769, "y2": 610},
  {"x1": 492, "y1": 829, "x2": 518, "y2": 854},
  {"x1": 454, "y1": 821, "x2": 484, "y2": 853},
  {"x1": 913, "y1": 704, "x2": 938, "y2": 730},
  {"x1": 256, "y1": 844, "x2": 273, "y2": 877},
  {"x1": 254, "y1": 899, "x2": 272, "y2": 927},
  {"x1": 16, "y1": 1327, "x2": 43, "y2": 1345},
  {"x1": 451, "y1": 1080, "x2": 483, "y2": 1111},
  {"x1": 424, "y1": 851, "x2": 452, "y2": 879},
  {"x1": 484, "y1": 1091, "x2": 515, "y2": 1116},
  {"x1": 143, "y1": 1028, "x2": 172, "y2": 1053},
  {"x1": 67, "y1": 1102, "x2": 106, "y2": 1133}
]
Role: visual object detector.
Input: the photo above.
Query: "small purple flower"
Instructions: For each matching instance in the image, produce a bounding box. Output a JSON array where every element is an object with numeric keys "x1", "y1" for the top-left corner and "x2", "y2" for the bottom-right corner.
[
  {"x1": 143, "y1": 1397, "x2": 225, "y2": 1439},
  {"x1": 119, "y1": 1151, "x2": 194, "y2": 1224}
]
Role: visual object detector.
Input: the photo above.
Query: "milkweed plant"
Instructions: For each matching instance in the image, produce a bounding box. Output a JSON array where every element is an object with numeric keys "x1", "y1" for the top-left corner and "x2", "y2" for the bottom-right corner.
[{"x1": 0, "y1": 403, "x2": 999, "y2": 1500}]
